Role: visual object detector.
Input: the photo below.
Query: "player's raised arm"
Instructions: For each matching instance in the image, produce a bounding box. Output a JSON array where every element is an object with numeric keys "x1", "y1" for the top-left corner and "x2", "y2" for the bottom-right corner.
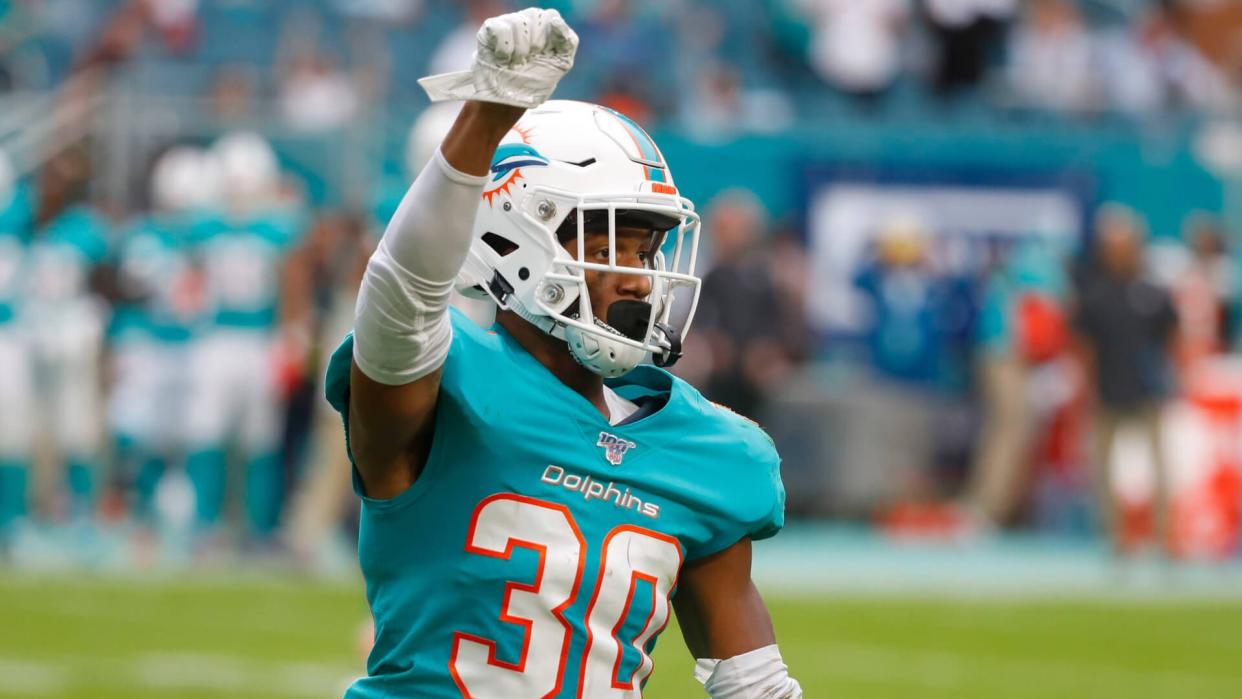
[{"x1": 347, "y1": 8, "x2": 578, "y2": 500}]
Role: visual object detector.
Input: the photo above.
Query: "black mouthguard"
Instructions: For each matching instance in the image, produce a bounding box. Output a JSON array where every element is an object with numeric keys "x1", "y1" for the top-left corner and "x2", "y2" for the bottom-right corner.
[{"x1": 606, "y1": 300, "x2": 652, "y2": 341}]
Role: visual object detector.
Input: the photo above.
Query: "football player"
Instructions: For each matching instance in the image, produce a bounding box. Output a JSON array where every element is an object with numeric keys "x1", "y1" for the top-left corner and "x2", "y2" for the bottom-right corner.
[
  {"x1": 107, "y1": 146, "x2": 215, "y2": 529},
  {"x1": 0, "y1": 150, "x2": 34, "y2": 550},
  {"x1": 23, "y1": 151, "x2": 110, "y2": 525},
  {"x1": 184, "y1": 132, "x2": 305, "y2": 545},
  {"x1": 325, "y1": 8, "x2": 800, "y2": 698}
]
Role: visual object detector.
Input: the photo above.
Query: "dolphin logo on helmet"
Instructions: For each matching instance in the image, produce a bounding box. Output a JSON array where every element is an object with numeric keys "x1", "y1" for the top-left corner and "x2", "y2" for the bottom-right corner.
[
  {"x1": 484, "y1": 141, "x2": 550, "y2": 206},
  {"x1": 489, "y1": 143, "x2": 549, "y2": 181}
]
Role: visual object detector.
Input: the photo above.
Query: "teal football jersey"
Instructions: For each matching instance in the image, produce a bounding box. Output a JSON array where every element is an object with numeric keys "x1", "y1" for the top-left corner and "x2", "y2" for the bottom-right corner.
[
  {"x1": 0, "y1": 183, "x2": 33, "y2": 325},
  {"x1": 110, "y1": 215, "x2": 198, "y2": 343},
  {"x1": 24, "y1": 205, "x2": 109, "y2": 304},
  {"x1": 325, "y1": 308, "x2": 785, "y2": 698},
  {"x1": 190, "y1": 209, "x2": 303, "y2": 330}
]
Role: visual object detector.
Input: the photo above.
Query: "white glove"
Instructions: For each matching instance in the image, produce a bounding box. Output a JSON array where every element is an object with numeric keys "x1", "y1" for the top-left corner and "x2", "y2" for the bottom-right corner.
[{"x1": 419, "y1": 7, "x2": 579, "y2": 109}]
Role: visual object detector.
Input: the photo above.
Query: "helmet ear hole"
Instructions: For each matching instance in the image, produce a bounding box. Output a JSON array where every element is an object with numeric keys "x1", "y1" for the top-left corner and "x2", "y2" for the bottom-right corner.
[{"x1": 482, "y1": 232, "x2": 519, "y2": 257}]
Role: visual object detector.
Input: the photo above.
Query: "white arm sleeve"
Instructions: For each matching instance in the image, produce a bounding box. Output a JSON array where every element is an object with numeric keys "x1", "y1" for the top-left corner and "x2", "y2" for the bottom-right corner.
[
  {"x1": 696, "y1": 645, "x2": 802, "y2": 699},
  {"x1": 352, "y1": 149, "x2": 488, "y2": 385}
]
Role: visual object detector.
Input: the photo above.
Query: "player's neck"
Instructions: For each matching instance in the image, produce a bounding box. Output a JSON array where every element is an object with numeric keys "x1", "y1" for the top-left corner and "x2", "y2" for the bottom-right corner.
[{"x1": 497, "y1": 311, "x2": 609, "y2": 417}]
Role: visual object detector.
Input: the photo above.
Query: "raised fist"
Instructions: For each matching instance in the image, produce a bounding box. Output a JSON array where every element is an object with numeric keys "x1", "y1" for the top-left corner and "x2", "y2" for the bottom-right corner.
[{"x1": 419, "y1": 8, "x2": 579, "y2": 109}]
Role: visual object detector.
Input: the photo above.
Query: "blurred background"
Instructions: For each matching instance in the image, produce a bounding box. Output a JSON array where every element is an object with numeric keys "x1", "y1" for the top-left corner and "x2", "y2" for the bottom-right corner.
[{"x1": 3, "y1": 0, "x2": 1242, "y2": 697}]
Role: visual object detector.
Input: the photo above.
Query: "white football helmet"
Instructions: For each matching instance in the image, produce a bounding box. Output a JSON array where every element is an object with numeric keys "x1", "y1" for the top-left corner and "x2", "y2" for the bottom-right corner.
[
  {"x1": 456, "y1": 100, "x2": 702, "y2": 378},
  {"x1": 151, "y1": 145, "x2": 223, "y2": 212},
  {"x1": 212, "y1": 130, "x2": 279, "y2": 211}
]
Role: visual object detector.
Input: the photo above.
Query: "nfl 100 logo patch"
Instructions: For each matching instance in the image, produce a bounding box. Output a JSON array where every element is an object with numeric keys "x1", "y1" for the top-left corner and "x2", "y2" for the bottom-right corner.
[{"x1": 597, "y1": 432, "x2": 636, "y2": 466}]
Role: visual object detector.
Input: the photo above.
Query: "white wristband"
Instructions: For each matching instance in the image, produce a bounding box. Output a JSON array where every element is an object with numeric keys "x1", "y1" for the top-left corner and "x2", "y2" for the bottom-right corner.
[{"x1": 696, "y1": 645, "x2": 802, "y2": 699}]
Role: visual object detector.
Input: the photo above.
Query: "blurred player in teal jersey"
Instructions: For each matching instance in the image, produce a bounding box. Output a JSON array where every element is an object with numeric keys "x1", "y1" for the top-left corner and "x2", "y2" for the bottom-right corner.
[
  {"x1": 326, "y1": 8, "x2": 801, "y2": 698},
  {"x1": 23, "y1": 150, "x2": 110, "y2": 526},
  {"x1": 184, "y1": 132, "x2": 306, "y2": 547},
  {"x1": 107, "y1": 147, "x2": 217, "y2": 532},
  {"x1": 0, "y1": 150, "x2": 35, "y2": 552}
]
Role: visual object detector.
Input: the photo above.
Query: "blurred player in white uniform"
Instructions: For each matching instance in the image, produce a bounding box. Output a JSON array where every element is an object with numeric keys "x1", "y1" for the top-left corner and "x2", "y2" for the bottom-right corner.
[
  {"x1": 0, "y1": 151, "x2": 35, "y2": 549},
  {"x1": 22, "y1": 151, "x2": 111, "y2": 525},
  {"x1": 108, "y1": 147, "x2": 218, "y2": 527},
  {"x1": 184, "y1": 132, "x2": 305, "y2": 544}
]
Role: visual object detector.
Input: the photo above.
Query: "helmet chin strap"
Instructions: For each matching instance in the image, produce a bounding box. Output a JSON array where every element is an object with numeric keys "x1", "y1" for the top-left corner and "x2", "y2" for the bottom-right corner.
[
  {"x1": 514, "y1": 302, "x2": 561, "y2": 337},
  {"x1": 652, "y1": 321, "x2": 682, "y2": 368}
]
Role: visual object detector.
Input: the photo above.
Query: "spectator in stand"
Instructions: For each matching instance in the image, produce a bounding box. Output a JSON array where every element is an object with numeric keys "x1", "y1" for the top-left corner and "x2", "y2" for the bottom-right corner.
[
  {"x1": 678, "y1": 190, "x2": 793, "y2": 420},
  {"x1": 795, "y1": 0, "x2": 911, "y2": 104},
  {"x1": 1074, "y1": 204, "x2": 1178, "y2": 557},
  {"x1": 278, "y1": 50, "x2": 360, "y2": 133},
  {"x1": 670, "y1": 0, "x2": 792, "y2": 138},
  {"x1": 680, "y1": 59, "x2": 794, "y2": 140},
  {"x1": 209, "y1": 66, "x2": 259, "y2": 124},
  {"x1": 328, "y1": 0, "x2": 423, "y2": 24},
  {"x1": 672, "y1": 2, "x2": 726, "y2": 99},
  {"x1": 595, "y1": 76, "x2": 653, "y2": 126},
  {"x1": 275, "y1": 11, "x2": 363, "y2": 134},
  {"x1": 924, "y1": 0, "x2": 1016, "y2": 97},
  {"x1": 1007, "y1": 0, "x2": 1095, "y2": 112},
  {"x1": 1179, "y1": 0, "x2": 1242, "y2": 110},
  {"x1": 1095, "y1": 3, "x2": 1229, "y2": 116},
  {"x1": 569, "y1": 0, "x2": 676, "y2": 118},
  {"x1": 141, "y1": 0, "x2": 200, "y2": 57}
]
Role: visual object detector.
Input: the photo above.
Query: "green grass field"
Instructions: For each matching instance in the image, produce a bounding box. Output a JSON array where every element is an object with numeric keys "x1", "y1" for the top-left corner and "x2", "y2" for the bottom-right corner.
[{"x1": 2, "y1": 574, "x2": 1242, "y2": 698}]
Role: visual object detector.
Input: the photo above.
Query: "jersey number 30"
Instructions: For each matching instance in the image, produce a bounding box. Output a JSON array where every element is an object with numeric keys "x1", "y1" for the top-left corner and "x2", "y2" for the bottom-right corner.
[{"x1": 449, "y1": 493, "x2": 682, "y2": 698}]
